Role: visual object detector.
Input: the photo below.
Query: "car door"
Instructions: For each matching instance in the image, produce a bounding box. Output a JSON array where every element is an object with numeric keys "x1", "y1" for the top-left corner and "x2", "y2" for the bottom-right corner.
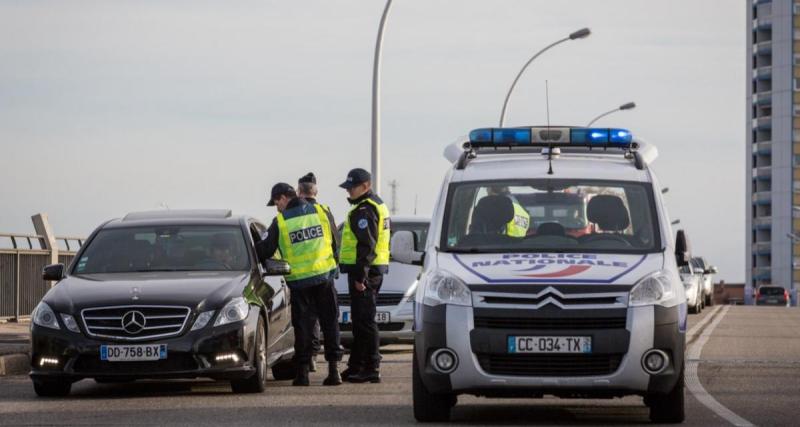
[{"x1": 247, "y1": 220, "x2": 291, "y2": 351}]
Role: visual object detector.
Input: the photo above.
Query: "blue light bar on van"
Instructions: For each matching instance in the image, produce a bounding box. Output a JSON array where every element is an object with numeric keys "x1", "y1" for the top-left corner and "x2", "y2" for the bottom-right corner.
[{"x1": 467, "y1": 127, "x2": 633, "y2": 147}]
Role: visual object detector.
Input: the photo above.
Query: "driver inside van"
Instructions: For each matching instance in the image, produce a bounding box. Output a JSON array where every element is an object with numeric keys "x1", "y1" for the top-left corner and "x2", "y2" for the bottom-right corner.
[{"x1": 487, "y1": 186, "x2": 530, "y2": 237}]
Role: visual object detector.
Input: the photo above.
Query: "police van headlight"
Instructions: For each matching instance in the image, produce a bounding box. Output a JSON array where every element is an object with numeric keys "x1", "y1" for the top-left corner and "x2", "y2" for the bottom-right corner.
[
  {"x1": 630, "y1": 271, "x2": 675, "y2": 306},
  {"x1": 423, "y1": 270, "x2": 471, "y2": 307}
]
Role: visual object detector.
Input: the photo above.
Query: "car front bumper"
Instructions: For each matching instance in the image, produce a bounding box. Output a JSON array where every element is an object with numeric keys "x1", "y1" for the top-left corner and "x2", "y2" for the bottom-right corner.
[
  {"x1": 30, "y1": 310, "x2": 260, "y2": 382},
  {"x1": 338, "y1": 302, "x2": 414, "y2": 344}
]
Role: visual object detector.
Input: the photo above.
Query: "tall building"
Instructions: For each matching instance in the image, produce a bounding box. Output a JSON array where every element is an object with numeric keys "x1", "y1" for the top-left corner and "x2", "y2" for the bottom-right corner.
[{"x1": 747, "y1": 0, "x2": 799, "y2": 305}]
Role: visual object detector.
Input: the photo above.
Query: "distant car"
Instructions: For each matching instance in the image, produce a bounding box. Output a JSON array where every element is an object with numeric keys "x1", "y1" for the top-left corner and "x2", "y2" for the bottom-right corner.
[
  {"x1": 690, "y1": 257, "x2": 718, "y2": 307},
  {"x1": 336, "y1": 216, "x2": 429, "y2": 345},
  {"x1": 756, "y1": 285, "x2": 790, "y2": 307},
  {"x1": 679, "y1": 264, "x2": 703, "y2": 314},
  {"x1": 30, "y1": 210, "x2": 295, "y2": 397}
]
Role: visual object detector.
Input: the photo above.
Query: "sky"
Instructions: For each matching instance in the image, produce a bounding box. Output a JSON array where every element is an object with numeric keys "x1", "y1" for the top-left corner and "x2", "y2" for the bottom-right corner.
[{"x1": 0, "y1": 1, "x2": 744, "y2": 282}]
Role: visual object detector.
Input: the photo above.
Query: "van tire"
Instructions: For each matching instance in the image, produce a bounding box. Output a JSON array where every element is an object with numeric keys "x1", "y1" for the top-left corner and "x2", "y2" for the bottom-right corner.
[
  {"x1": 647, "y1": 366, "x2": 685, "y2": 424},
  {"x1": 413, "y1": 350, "x2": 454, "y2": 422}
]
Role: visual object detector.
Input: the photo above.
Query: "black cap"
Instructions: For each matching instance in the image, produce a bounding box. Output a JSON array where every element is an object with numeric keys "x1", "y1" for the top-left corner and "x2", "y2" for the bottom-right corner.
[
  {"x1": 298, "y1": 172, "x2": 316, "y2": 184},
  {"x1": 339, "y1": 168, "x2": 371, "y2": 189},
  {"x1": 267, "y1": 182, "x2": 295, "y2": 206}
]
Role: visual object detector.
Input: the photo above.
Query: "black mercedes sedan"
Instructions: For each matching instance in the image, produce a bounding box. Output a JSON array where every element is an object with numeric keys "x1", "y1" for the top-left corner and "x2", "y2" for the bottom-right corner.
[{"x1": 30, "y1": 210, "x2": 295, "y2": 396}]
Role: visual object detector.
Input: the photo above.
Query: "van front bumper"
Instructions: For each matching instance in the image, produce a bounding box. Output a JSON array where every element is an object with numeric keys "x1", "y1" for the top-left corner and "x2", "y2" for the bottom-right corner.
[{"x1": 415, "y1": 304, "x2": 684, "y2": 398}]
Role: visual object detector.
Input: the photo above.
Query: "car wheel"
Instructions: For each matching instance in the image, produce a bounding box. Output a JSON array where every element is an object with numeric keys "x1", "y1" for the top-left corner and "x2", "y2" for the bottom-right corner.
[
  {"x1": 32, "y1": 379, "x2": 72, "y2": 397},
  {"x1": 688, "y1": 303, "x2": 698, "y2": 314},
  {"x1": 647, "y1": 365, "x2": 685, "y2": 424},
  {"x1": 705, "y1": 293, "x2": 714, "y2": 307},
  {"x1": 231, "y1": 315, "x2": 267, "y2": 394},
  {"x1": 413, "y1": 348, "x2": 455, "y2": 422},
  {"x1": 271, "y1": 360, "x2": 296, "y2": 381}
]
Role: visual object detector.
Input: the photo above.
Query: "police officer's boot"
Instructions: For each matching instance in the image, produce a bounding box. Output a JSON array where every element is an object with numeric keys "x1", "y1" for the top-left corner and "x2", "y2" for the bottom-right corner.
[
  {"x1": 347, "y1": 367, "x2": 381, "y2": 384},
  {"x1": 292, "y1": 364, "x2": 310, "y2": 386},
  {"x1": 340, "y1": 365, "x2": 360, "y2": 382},
  {"x1": 322, "y1": 362, "x2": 342, "y2": 386}
]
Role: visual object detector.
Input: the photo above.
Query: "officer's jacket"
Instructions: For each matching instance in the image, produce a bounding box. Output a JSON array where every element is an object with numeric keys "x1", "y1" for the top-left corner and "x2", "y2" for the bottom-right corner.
[{"x1": 339, "y1": 191, "x2": 390, "y2": 282}]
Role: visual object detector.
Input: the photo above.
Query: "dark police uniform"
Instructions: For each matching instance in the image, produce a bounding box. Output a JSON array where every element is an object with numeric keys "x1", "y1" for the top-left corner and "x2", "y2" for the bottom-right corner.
[
  {"x1": 256, "y1": 193, "x2": 342, "y2": 386},
  {"x1": 338, "y1": 171, "x2": 390, "y2": 383}
]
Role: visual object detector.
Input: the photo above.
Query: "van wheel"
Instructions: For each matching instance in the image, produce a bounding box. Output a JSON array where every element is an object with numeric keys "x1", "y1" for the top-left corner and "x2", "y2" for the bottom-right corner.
[
  {"x1": 413, "y1": 350, "x2": 455, "y2": 422},
  {"x1": 647, "y1": 366, "x2": 685, "y2": 423},
  {"x1": 33, "y1": 379, "x2": 71, "y2": 397},
  {"x1": 271, "y1": 360, "x2": 296, "y2": 381},
  {"x1": 231, "y1": 316, "x2": 267, "y2": 394}
]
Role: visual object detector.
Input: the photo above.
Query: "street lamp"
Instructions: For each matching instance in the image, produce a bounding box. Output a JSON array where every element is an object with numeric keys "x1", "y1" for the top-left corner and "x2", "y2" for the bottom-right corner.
[
  {"x1": 371, "y1": 0, "x2": 393, "y2": 193},
  {"x1": 499, "y1": 27, "x2": 591, "y2": 126},
  {"x1": 586, "y1": 102, "x2": 636, "y2": 127}
]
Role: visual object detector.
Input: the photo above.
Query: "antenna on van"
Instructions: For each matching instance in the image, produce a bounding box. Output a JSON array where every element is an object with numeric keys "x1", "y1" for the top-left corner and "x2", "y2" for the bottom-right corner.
[{"x1": 545, "y1": 80, "x2": 554, "y2": 175}]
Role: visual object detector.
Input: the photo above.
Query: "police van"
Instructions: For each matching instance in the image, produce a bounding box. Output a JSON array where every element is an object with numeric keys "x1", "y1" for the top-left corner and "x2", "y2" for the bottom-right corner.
[{"x1": 390, "y1": 126, "x2": 689, "y2": 423}]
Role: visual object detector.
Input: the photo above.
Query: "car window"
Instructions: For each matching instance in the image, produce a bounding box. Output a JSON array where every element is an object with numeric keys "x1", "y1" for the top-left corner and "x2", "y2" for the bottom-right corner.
[
  {"x1": 759, "y1": 287, "x2": 784, "y2": 296},
  {"x1": 392, "y1": 222, "x2": 430, "y2": 251},
  {"x1": 74, "y1": 225, "x2": 250, "y2": 274},
  {"x1": 441, "y1": 179, "x2": 660, "y2": 254}
]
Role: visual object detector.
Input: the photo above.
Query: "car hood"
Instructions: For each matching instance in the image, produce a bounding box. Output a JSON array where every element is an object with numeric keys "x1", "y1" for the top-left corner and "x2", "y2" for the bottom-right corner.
[
  {"x1": 436, "y1": 252, "x2": 663, "y2": 285},
  {"x1": 334, "y1": 261, "x2": 421, "y2": 295},
  {"x1": 44, "y1": 271, "x2": 250, "y2": 315}
]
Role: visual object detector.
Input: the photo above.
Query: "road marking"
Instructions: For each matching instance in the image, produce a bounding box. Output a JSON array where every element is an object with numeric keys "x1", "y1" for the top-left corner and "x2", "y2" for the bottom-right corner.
[
  {"x1": 686, "y1": 305, "x2": 721, "y2": 337},
  {"x1": 685, "y1": 305, "x2": 755, "y2": 427}
]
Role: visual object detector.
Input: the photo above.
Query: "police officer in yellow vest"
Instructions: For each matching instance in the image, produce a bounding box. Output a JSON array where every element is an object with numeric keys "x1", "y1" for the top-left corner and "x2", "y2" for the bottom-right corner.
[
  {"x1": 296, "y1": 172, "x2": 339, "y2": 373},
  {"x1": 338, "y1": 168, "x2": 390, "y2": 383},
  {"x1": 488, "y1": 186, "x2": 530, "y2": 237},
  {"x1": 256, "y1": 183, "x2": 343, "y2": 386}
]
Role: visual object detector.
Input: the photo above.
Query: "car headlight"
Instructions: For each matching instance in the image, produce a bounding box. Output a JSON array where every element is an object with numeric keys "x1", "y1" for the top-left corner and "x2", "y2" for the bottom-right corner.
[
  {"x1": 192, "y1": 310, "x2": 215, "y2": 331},
  {"x1": 60, "y1": 314, "x2": 80, "y2": 333},
  {"x1": 214, "y1": 298, "x2": 250, "y2": 326},
  {"x1": 630, "y1": 271, "x2": 675, "y2": 306},
  {"x1": 423, "y1": 270, "x2": 471, "y2": 307},
  {"x1": 32, "y1": 302, "x2": 60, "y2": 330}
]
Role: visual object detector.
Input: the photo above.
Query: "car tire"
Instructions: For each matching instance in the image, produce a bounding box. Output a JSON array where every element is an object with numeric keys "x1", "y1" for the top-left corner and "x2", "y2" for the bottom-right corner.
[
  {"x1": 412, "y1": 349, "x2": 455, "y2": 422},
  {"x1": 688, "y1": 303, "x2": 698, "y2": 314},
  {"x1": 705, "y1": 293, "x2": 714, "y2": 307},
  {"x1": 647, "y1": 365, "x2": 685, "y2": 424},
  {"x1": 271, "y1": 360, "x2": 296, "y2": 381},
  {"x1": 33, "y1": 379, "x2": 72, "y2": 397},
  {"x1": 230, "y1": 316, "x2": 267, "y2": 394}
]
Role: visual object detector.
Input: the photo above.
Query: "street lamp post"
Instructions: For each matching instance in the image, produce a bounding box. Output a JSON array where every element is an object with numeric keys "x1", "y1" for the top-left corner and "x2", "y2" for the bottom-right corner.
[
  {"x1": 371, "y1": 0, "x2": 393, "y2": 193},
  {"x1": 498, "y1": 27, "x2": 591, "y2": 127},
  {"x1": 586, "y1": 102, "x2": 636, "y2": 127}
]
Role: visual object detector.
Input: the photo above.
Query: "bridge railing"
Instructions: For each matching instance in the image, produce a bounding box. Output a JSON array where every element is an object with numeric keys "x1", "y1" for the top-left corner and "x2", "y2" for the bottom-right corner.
[{"x1": 0, "y1": 228, "x2": 84, "y2": 321}]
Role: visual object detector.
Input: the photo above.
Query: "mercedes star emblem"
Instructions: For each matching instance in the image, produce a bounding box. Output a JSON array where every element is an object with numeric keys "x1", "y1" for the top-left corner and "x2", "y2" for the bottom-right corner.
[{"x1": 121, "y1": 310, "x2": 146, "y2": 334}]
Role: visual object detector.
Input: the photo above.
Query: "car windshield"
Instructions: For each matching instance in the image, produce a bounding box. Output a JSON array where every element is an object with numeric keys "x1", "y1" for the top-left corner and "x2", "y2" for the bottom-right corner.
[
  {"x1": 73, "y1": 225, "x2": 250, "y2": 274},
  {"x1": 759, "y1": 287, "x2": 784, "y2": 296},
  {"x1": 393, "y1": 222, "x2": 430, "y2": 252},
  {"x1": 442, "y1": 179, "x2": 660, "y2": 253}
]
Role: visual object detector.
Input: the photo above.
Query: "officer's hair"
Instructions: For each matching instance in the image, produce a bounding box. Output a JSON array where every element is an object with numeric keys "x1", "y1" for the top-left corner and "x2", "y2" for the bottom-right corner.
[{"x1": 297, "y1": 182, "x2": 318, "y2": 197}]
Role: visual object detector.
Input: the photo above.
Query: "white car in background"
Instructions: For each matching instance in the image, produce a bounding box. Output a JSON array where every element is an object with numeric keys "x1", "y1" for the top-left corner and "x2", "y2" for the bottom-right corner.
[
  {"x1": 336, "y1": 216, "x2": 429, "y2": 345},
  {"x1": 679, "y1": 264, "x2": 703, "y2": 314}
]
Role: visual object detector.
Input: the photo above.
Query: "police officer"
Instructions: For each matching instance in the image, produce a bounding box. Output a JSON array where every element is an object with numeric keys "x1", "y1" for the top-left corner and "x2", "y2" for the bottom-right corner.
[
  {"x1": 256, "y1": 183, "x2": 343, "y2": 386},
  {"x1": 338, "y1": 168, "x2": 390, "y2": 383},
  {"x1": 488, "y1": 186, "x2": 530, "y2": 237},
  {"x1": 296, "y1": 172, "x2": 340, "y2": 373}
]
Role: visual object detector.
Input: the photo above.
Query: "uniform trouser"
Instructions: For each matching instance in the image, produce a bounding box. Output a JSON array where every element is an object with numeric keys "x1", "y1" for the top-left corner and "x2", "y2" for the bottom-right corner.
[
  {"x1": 346, "y1": 273, "x2": 384, "y2": 371},
  {"x1": 311, "y1": 321, "x2": 321, "y2": 356},
  {"x1": 290, "y1": 279, "x2": 343, "y2": 365}
]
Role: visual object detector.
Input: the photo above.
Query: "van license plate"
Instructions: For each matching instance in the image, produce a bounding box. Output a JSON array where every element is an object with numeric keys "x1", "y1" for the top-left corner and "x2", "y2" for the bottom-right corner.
[
  {"x1": 508, "y1": 336, "x2": 591, "y2": 354},
  {"x1": 100, "y1": 344, "x2": 167, "y2": 361}
]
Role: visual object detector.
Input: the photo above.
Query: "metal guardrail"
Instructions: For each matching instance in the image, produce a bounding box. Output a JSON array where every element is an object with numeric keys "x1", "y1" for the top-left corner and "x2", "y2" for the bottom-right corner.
[{"x1": 0, "y1": 233, "x2": 83, "y2": 320}]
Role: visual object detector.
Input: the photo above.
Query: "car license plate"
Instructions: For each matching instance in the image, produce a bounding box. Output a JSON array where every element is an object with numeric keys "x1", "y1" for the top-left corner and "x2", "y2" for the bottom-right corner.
[
  {"x1": 767, "y1": 298, "x2": 778, "y2": 304},
  {"x1": 508, "y1": 336, "x2": 591, "y2": 354},
  {"x1": 339, "y1": 312, "x2": 390, "y2": 324},
  {"x1": 100, "y1": 344, "x2": 167, "y2": 361}
]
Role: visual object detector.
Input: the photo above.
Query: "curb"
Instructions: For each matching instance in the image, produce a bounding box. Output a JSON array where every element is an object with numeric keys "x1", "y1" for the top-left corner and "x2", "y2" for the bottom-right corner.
[{"x1": 0, "y1": 353, "x2": 30, "y2": 376}]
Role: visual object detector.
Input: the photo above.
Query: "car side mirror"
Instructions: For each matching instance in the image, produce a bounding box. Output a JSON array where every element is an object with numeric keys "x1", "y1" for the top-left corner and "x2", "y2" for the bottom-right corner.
[
  {"x1": 706, "y1": 266, "x2": 718, "y2": 275},
  {"x1": 263, "y1": 259, "x2": 291, "y2": 276},
  {"x1": 674, "y1": 229, "x2": 691, "y2": 267},
  {"x1": 42, "y1": 264, "x2": 65, "y2": 281},
  {"x1": 391, "y1": 231, "x2": 424, "y2": 266}
]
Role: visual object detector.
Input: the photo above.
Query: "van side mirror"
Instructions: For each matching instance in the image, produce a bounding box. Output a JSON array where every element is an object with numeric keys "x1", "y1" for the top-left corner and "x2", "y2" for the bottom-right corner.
[
  {"x1": 391, "y1": 231, "x2": 424, "y2": 266},
  {"x1": 263, "y1": 259, "x2": 291, "y2": 276},
  {"x1": 674, "y1": 229, "x2": 691, "y2": 267},
  {"x1": 42, "y1": 264, "x2": 65, "y2": 281}
]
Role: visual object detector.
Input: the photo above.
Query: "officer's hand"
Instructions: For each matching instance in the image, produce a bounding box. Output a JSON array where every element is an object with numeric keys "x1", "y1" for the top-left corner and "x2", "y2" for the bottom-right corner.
[{"x1": 354, "y1": 281, "x2": 366, "y2": 292}]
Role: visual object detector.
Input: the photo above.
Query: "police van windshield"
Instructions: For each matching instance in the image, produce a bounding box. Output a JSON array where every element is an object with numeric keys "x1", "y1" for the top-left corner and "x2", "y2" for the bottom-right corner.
[
  {"x1": 441, "y1": 179, "x2": 660, "y2": 254},
  {"x1": 73, "y1": 226, "x2": 250, "y2": 274}
]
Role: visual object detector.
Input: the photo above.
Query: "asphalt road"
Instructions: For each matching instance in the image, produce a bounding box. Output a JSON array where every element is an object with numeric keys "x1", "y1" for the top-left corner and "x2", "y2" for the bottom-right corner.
[{"x1": 0, "y1": 306, "x2": 797, "y2": 426}]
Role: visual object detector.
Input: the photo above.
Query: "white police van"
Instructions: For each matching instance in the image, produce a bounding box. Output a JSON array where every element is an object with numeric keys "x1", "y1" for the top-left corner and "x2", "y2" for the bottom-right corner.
[{"x1": 391, "y1": 126, "x2": 689, "y2": 423}]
